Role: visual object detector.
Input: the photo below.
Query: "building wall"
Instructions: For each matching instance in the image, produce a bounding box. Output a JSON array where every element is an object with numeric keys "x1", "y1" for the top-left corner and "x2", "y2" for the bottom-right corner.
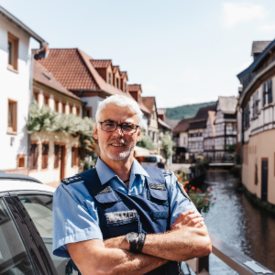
[
  {"x1": 0, "y1": 15, "x2": 31, "y2": 172},
  {"x1": 82, "y1": 95, "x2": 104, "y2": 119},
  {"x1": 179, "y1": 132, "x2": 188, "y2": 147},
  {"x1": 29, "y1": 131, "x2": 79, "y2": 183},
  {"x1": 242, "y1": 130, "x2": 275, "y2": 205}
]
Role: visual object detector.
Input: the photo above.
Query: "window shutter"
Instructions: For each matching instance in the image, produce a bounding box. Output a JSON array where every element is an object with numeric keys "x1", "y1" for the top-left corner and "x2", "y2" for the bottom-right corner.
[
  {"x1": 54, "y1": 145, "x2": 60, "y2": 168},
  {"x1": 42, "y1": 143, "x2": 49, "y2": 169}
]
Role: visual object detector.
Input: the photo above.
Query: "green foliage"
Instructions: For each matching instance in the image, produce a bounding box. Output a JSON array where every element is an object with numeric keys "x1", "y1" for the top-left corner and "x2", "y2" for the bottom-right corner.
[
  {"x1": 136, "y1": 130, "x2": 155, "y2": 150},
  {"x1": 166, "y1": 101, "x2": 217, "y2": 120},
  {"x1": 161, "y1": 132, "x2": 175, "y2": 163},
  {"x1": 27, "y1": 102, "x2": 95, "y2": 152},
  {"x1": 79, "y1": 156, "x2": 96, "y2": 172}
]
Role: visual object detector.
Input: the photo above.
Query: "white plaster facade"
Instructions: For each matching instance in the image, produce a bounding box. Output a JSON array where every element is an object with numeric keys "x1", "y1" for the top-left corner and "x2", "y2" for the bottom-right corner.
[{"x1": 0, "y1": 11, "x2": 45, "y2": 173}]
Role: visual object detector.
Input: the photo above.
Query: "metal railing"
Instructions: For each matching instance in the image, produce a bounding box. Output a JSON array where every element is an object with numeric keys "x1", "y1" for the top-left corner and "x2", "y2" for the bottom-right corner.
[{"x1": 185, "y1": 234, "x2": 274, "y2": 275}]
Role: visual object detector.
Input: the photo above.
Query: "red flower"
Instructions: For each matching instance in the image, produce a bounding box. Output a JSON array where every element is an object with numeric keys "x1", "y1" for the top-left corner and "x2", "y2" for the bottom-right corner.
[
  {"x1": 185, "y1": 180, "x2": 190, "y2": 185},
  {"x1": 206, "y1": 194, "x2": 210, "y2": 198},
  {"x1": 203, "y1": 200, "x2": 207, "y2": 203},
  {"x1": 197, "y1": 188, "x2": 201, "y2": 192},
  {"x1": 209, "y1": 187, "x2": 213, "y2": 191},
  {"x1": 191, "y1": 186, "x2": 196, "y2": 191},
  {"x1": 213, "y1": 198, "x2": 217, "y2": 200},
  {"x1": 184, "y1": 188, "x2": 188, "y2": 192}
]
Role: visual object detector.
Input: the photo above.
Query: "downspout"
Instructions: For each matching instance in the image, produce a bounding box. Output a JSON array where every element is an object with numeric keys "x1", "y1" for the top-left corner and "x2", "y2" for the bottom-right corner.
[{"x1": 27, "y1": 42, "x2": 47, "y2": 174}]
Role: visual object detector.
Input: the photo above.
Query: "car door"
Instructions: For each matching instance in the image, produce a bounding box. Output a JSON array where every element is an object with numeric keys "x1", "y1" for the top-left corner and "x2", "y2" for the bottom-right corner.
[
  {"x1": 11, "y1": 191, "x2": 69, "y2": 275},
  {"x1": 0, "y1": 193, "x2": 57, "y2": 275}
]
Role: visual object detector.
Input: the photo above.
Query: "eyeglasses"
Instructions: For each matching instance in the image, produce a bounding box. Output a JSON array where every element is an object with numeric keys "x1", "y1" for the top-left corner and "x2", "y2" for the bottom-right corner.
[{"x1": 98, "y1": 121, "x2": 139, "y2": 134}]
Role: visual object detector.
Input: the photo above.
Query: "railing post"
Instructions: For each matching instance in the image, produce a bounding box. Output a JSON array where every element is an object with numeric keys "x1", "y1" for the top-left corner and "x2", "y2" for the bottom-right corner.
[{"x1": 197, "y1": 255, "x2": 209, "y2": 273}]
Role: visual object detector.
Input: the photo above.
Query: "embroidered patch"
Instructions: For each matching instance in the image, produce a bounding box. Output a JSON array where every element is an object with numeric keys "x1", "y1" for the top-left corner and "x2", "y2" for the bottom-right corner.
[
  {"x1": 176, "y1": 180, "x2": 191, "y2": 202},
  {"x1": 105, "y1": 210, "x2": 138, "y2": 225},
  {"x1": 161, "y1": 169, "x2": 172, "y2": 175},
  {"x1": 94, "y1": 186, "x2": 112, "y2": 195},
  {"x1": 61, "y1": 175, "x2": 83, "y2": 185},
  {"x1": 152, "y1": 211, "x2": 169, "y2": 219},
  {"x1": 149, "y1": 183, "x2": 167, "y2": 191}
]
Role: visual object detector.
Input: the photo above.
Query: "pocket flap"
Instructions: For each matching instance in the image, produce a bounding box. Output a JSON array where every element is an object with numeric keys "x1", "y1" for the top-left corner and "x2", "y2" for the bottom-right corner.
[
  {"x1": 148, "y1": 183, "x2": 168, "y2": 201},
  {"x1": 105, "y1": 210, "x2": 138, "y2": 226},
  {"x1": 93, "y1": 186, "x2": 119, "y2": 204}
]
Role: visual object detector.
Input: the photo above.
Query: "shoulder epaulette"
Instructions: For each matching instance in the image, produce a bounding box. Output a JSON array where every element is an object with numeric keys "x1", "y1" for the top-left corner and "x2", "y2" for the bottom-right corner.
[
  {"x1": 61, "y1": 175, "x2": 83, "y2": 185},
  {"x1": 161, "y1": 169, "x2": 172, "y2": 175}
]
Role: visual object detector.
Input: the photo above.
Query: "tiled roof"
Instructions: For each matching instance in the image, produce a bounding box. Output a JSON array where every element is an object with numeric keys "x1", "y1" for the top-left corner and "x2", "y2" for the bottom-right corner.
[
  {"x1": 188, "y1": 120, "x2": 206, "y2": 130},
  {"x1": 142, "y1": 96, "x2": 155, "y2": 112},
  {"x1": 120, "y1": 71, "x2": 128, "y2": 80},
  {"x1": 158, "y1": 118, "x2": 171, "y2": 130},
  {"x1": 33, "y1": 60, "x2": 82, "y2": 102},
  {"x1": 192, "y1": 104, "x2": 217, "y2": 121},
  {"x1": 36, "y1": 48, "x2": 99, "y2": 91},
  {"x1": 128, "y1": 84, "x2": 142, "y2": 92},
  {"x1": 112, "y1": 65, "x2": 120, "y2": 73},
  {"x1": 91, "y1": 59, "x2": 112, "y2": 68},
  {"x1": 218, "y1": 96, "x2": 237, "y2": 114},
  {"x1": 251, "y1": 41, "x2": 272, "y2": 56},
  {"x1": 173, "y1": 118, "x2": 193, "y2": 134}
]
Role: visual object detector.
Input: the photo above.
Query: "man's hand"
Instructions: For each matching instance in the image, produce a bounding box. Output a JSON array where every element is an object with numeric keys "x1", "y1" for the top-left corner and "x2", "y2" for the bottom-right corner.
[{"x1": 171, "y1": 210, "x2": 204, "y2": 231}]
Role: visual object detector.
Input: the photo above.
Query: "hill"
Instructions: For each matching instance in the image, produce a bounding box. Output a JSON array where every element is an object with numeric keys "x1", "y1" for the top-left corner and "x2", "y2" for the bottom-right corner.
[{"x1": 166, "y1": 101, "x2": 217, "y2": 120}]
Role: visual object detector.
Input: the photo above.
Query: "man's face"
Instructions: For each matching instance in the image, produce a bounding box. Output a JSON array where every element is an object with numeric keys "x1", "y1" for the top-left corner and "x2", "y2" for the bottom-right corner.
[{"x1": 94, "y1": 104, "x2": 141, "y2": 162}]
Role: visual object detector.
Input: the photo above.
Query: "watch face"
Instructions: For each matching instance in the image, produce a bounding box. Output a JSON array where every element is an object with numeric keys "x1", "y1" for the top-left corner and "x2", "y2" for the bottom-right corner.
[{"x1": 127, "y1": 232, "x2": 138, "y2": 241}]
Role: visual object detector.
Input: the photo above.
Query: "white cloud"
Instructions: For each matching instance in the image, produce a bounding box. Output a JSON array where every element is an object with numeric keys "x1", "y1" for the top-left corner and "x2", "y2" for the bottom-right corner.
[
  {"x1": 257, "y1": 24, "x2": 275, "y2": 32},
  {"x1": 223, "y1": 2, "x2": 268, "y2": 28}
]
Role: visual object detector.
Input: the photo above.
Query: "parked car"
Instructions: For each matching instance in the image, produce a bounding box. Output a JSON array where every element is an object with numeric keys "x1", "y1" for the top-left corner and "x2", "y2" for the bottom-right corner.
[
  {"x1": 0, "y1": 171, "x2": 70, "y2": 275},
  {"x1": 142, "y1": 154, "x2": 164, "y2": 167}
]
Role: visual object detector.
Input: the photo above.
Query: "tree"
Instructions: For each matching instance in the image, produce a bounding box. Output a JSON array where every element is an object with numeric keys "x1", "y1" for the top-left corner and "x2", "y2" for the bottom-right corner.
[
  {"x1": 136, "y1": 129, "x2": 155, "y2": 150},
  {"x1": 161, "y1": 131, "x2": 175, "y2": 164}
]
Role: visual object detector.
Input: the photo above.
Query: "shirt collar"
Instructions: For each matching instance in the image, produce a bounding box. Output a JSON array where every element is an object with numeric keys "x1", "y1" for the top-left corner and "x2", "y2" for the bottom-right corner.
[{"x1": 95, "y1": 157, "x2": 149, "y2": 186}]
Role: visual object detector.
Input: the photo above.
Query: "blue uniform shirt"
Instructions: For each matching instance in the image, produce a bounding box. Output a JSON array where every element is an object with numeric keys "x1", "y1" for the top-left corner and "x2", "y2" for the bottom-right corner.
[{"x1": 53, "y1": 158, "x2": 198, "y2": 258}]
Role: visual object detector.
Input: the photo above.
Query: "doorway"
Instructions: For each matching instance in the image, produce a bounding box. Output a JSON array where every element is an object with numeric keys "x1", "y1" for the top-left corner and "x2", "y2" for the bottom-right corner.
[
  {"x1": 261, "y1": 159, "x2": 268, "y2": 201},
  {"x1": 60, "y1": 145, "x2": 66, "y2": 181}
]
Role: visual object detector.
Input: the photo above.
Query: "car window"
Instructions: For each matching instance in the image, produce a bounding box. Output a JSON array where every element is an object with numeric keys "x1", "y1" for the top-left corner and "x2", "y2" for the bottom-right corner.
[
  {"x1": 143, "y1": 156, "x2": 157, "y2": 163},
  {"x1": 19, "y1": 195, "x2": 53, "y2": 238},
  {"x1": 0, "y1": 198, "x2": 35, "y2": 275}
]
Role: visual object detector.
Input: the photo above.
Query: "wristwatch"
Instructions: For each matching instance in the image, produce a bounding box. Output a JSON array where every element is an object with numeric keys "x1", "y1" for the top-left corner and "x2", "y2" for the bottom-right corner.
[{"x1": 125, "y1": 232, "x2": 139, "y2": 253}]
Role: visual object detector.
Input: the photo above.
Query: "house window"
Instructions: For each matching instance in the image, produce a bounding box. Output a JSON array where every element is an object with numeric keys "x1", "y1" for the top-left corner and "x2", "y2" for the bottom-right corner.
[
  {"x1": 71, "y1": 146, "x2": 78, "y2": 167},
  {"x1": 108, "y1": 73, "x2": 111, "y2": 84},
  {"x1": 7, "y1": 99, "x2": 17, "y2": 134},
  {"x1": 42, "y1": 143, "x2": 49, "y2": 169},
  {"x1": 116, "y1": 78, "x2": 119, "y2": 89},
  {"x1": 124, "y1": 83, "x2": 127, "y2": 93},
  {"x1": 30, "y1": 143, "x2": 39, "y2": 170},
  {"x1": 76, "y1": 107, "x2": 80, "y2": 116},
  {"x1": 43, "y1": 94, "x2": 49, "y2": 106},
  {"x1": 7, "y1": 33, "x2": 19, "y2": 71},
  {"x1": 262, "y1": 82, "x2": 267, "y2": 106},
  {"x1": 54, "y1": 100, "x2": 59, "y2": 112},
  {"x1": 252, "y1": 91, "x2": 259, "y2": 117},
  {"x1": 54, "y1": 145, "x2": 60, "y2": 168},
  {"x1": 17, "y1": 155, "x2": 25, "y2": 168},
  {"x1": 267, "y1": 79, "x2": 272, "y2": 104},
  {"x1": 69, "y1": 105, "x2": 73, "y2": 114},
  {"x1": 84, "y1": 107, "x2": 92, "y2": 118},
  {"x1": 62, "y1": 102, "x2": 66, "y2": 114},
  {"x1": 244, "y1": 103, "x2": 250, "y2": 128},
  {"x1": 33, "y1": 91, "x2": 39, "y2": 104}
]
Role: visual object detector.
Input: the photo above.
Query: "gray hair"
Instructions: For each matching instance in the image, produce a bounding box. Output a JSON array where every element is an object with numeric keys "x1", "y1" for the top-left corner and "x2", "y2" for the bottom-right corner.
[{"x1": 95, "y1": 95, "x2": 143, "y2": 125}]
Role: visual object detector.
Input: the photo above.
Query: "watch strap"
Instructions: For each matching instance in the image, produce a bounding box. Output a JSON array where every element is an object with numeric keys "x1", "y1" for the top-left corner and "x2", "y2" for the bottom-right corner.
[
  {"x1": 129, "y1": 238, "x2": 138, "y2": 253},
  {"x1": 137, "y1": 233, "x2": 146, "y2": 253}
]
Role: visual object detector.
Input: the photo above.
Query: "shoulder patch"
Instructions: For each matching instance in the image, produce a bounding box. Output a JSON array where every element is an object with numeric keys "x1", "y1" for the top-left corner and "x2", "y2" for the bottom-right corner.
[
  {"x1": 61, "y1": 175, "x2": 83, "y2": 185},
  {"x1": 176, "y1": 180, "x2": 191, "y2": 202},
  {"x1": 161, "y1": 169, "x2": 172, "y2": 175}
]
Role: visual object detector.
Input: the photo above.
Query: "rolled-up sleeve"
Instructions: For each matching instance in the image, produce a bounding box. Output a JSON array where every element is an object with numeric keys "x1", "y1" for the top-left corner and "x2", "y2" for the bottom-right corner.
[
  {"x1": 166, "y1": 173, "x2": 199, "y2": 228},
  {"x1": 53, "y1": 182, "x2": 103, "y2": 258}
]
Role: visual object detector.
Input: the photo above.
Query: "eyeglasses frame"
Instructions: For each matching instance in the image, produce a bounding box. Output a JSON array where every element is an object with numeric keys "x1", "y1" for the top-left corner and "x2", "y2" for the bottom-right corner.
[{"x1": 98, "y1": 121, "x2": 140, "y2": 134}]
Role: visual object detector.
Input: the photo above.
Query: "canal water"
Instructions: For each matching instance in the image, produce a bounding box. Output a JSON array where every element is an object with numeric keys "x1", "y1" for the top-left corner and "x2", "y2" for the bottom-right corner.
[{"x1": 195, "y1": 172, "x2": 275, "y2": 275}]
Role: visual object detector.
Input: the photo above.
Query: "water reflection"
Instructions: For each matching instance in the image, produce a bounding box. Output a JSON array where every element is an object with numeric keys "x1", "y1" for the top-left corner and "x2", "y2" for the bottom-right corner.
[{"x1": 202, "y1": 172, "x2": 275, "y2": 274}]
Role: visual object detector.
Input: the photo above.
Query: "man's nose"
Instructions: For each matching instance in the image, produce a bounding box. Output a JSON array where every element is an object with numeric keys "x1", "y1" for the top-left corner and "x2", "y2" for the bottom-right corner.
[{"x1": 113, "y1": 125, "x2": 124, "y2": 136}]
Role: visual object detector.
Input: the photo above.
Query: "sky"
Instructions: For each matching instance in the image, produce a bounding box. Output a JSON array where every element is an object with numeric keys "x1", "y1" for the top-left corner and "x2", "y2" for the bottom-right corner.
[{"x1": 1, "y1": 0, "x2": 275, "y2": 108}]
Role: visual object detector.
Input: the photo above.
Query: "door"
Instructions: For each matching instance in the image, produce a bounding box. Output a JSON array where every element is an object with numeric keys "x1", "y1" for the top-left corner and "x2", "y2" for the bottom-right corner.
[
  {"x1": 60, "y1": 145, "x2": 66, "y2": 180},
  {"x1": 1, "y1": 195, "x2": 57, "y2": 275},
  {"x1": 261, "y1": 159, "x2": 268, "y2": 201}
]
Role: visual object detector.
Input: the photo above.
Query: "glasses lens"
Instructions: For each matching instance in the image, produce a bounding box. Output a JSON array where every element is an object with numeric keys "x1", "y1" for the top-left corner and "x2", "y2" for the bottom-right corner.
[
  {"x1": 102, "y1": 122, "x2": 116, "y2": 132},
  {"x1": 122, "y1": 124, "x2": 135, "y2": 133}
]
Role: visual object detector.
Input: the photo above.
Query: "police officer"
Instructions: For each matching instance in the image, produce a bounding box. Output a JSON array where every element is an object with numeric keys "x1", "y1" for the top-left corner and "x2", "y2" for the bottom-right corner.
[{"x1": 53, "y1": 95, "x2": 211, "y2": 275}]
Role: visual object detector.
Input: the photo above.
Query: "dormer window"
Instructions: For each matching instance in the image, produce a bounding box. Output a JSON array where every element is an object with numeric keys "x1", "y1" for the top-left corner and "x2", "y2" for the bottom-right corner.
[
  {"x1": 116, "y1": 78, "x2": 119, "y2": 89},
  {"x1": 108, "y1": 73, "x2": 111, "y2": 84}
]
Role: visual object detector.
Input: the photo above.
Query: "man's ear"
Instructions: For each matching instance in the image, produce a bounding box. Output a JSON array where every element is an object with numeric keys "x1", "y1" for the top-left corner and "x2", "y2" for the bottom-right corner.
[
  {"x1": 136, "y1": 128, "x2": 141, "y2": 142},
  {"x1": 94, "y1": 123, "x2": 98, "y2": 140}
]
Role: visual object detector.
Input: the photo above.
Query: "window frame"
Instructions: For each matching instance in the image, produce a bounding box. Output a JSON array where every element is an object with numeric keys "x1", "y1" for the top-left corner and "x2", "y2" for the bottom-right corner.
[
  {"x1": 7, "y1": 33, "x2": 19, "y2": 72},
  {"x1": 7, "y1": 98, "x2": 17, "y2": 135},
  {"x1": 41, "y1": 142, "x2": 49, "y2": 170},
  {"x1": 30, "y1": 141, "x2": 39, "y2": 171}
]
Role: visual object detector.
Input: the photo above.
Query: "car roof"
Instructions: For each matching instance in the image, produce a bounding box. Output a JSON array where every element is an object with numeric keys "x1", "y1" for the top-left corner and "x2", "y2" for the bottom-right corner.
[
  {"x1": 0, "y1": 170, "x2": 42, "y2": 184},
  {"x1": 0, "y1": 180, "x2": 55, "y2": 193}
]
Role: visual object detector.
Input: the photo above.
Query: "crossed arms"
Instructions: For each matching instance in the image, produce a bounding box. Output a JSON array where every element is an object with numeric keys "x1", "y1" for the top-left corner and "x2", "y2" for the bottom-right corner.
[{"x1": 66, "y1": 210, "x2": 212, "y2": 275}]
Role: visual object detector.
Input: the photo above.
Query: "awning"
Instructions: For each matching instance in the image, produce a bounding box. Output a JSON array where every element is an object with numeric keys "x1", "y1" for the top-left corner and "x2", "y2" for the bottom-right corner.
[{"x1": 134, "y1": 146, "x2": 150, "y2": 157}]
